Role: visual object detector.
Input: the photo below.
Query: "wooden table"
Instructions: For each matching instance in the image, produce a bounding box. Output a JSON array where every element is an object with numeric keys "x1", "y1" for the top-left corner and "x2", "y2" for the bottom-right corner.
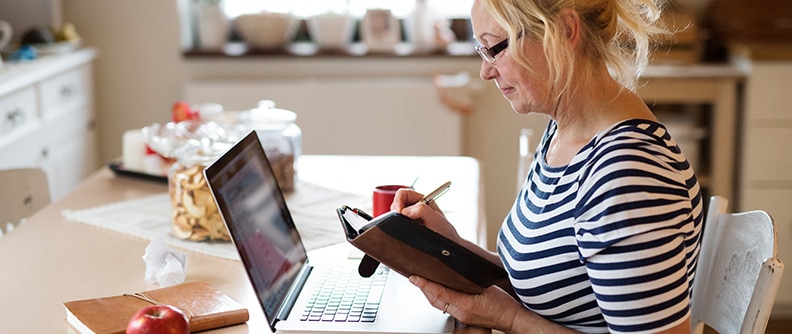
[{"x1": 0, "y1": 155, "x2": 487, "y2": 333}]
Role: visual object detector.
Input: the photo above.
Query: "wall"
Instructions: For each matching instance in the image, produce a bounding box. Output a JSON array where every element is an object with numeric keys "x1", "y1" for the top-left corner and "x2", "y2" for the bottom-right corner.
[{"x1": 62, "y1": 0, "x2": 187, "y2": 167}]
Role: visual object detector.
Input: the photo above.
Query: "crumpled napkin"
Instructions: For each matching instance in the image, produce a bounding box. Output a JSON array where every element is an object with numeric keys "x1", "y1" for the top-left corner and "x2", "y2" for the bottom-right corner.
[{"x1": 142, "y1": 237, "x2": 188, "y2": 287}]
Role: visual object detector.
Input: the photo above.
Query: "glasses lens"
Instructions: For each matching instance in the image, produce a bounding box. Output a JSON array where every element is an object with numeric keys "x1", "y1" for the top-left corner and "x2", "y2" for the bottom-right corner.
[{"x1": 475, "y1": 44, "x2": 494, "y2": 63}]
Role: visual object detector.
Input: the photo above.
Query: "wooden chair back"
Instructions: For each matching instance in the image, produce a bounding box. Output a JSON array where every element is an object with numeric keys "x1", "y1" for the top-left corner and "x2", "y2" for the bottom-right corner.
[
  {"x1": 691, "y1": 196, "x2": 784, "y2": 334},
  {"x1": 0, "y1": 168, "x2": 51, "y2": 235}
]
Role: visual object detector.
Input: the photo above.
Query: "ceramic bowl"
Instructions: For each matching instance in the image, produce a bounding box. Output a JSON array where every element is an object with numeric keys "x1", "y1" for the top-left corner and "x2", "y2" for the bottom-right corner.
[{"x1": 235, "y1": 12, "x2": 298, "y2": 50}]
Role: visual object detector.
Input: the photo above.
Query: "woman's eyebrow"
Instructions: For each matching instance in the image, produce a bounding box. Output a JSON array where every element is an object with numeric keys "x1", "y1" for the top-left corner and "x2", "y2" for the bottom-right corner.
[{"x1": 475, "y1": 32, "x2": 503, "y2": 46}]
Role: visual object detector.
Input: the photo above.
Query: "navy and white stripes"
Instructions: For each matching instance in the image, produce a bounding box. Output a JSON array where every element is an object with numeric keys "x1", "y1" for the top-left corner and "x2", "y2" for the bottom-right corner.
[{"x1": 498, "y1": 119, "x2": 702, "y2": 333}]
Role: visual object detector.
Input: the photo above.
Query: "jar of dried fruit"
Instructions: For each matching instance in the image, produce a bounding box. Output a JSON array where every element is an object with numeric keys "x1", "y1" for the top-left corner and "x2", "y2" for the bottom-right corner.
[
  {"x1": 143, "y1": 119, "x2": 245, "y2": 242},
  {"x1": 168, "y1": 144, "x2": 230, "y2": 242},
  {"x1": 241, "y1": 100, "x2": 301, "y2": 192}
]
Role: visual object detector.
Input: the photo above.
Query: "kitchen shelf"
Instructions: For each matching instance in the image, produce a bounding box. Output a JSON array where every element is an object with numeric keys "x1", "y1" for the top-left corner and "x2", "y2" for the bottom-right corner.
[{"x1": 183, "y1": 41, "x2": 479, "y2": 59}]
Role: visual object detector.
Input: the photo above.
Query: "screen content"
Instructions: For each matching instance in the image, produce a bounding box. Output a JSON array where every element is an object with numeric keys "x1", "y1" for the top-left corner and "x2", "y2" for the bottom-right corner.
[{"x1": 209, "y1": 135, "x2": 307, "y2": 317}]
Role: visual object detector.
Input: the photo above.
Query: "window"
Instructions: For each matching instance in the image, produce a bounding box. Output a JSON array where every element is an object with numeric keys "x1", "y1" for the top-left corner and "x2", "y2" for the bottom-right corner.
[
  {"x1": 222, "y1": 0, "x2": 473, "y2": 19},
  {"x1": 187, "y1": 0, "x2": 475, "y2": 55}
]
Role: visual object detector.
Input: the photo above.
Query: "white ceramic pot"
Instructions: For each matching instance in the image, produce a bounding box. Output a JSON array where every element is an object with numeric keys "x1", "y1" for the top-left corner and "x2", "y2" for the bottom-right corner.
[
  {"x1": 307, "y1": 13, "x2": 355, "y2": 51},
  {"x1": 404, "y1": 0, "x2": 438, "y2": 53},
  {"x1": 196, "y1": 3, "x2": 229, "y2": 50}
]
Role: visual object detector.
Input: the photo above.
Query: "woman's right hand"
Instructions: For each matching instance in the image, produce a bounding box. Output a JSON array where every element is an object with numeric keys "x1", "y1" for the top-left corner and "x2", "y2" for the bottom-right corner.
[{"x1": 390, "y1": 187, "x2": 461, "y2": 242}]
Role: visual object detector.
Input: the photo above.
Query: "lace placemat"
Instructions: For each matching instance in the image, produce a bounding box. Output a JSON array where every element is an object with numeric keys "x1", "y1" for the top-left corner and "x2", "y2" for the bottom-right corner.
[{"x1": 62, "y1": 181, "x2": 369, "y2": 261}]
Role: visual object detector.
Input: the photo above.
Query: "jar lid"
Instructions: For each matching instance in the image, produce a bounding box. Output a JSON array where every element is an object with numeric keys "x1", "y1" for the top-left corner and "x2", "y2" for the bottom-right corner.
[
  {"x1": 142, "y1": 120, "x2": 247, "y2": 159},
  {"x1": 241, "y1": 100, "x2": 297, "y2": 129}
]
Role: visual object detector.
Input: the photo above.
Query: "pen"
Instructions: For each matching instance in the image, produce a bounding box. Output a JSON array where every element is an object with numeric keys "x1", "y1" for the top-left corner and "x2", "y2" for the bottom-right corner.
[{"x1": 418, "y1": 181, "x2": 451, "y2": 205}]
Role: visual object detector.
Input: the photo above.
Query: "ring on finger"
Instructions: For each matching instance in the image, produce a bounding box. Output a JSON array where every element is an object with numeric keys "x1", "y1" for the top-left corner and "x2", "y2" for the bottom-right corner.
[{"x1": 442, "y1": 303, "x2": 450, "y2": 314}]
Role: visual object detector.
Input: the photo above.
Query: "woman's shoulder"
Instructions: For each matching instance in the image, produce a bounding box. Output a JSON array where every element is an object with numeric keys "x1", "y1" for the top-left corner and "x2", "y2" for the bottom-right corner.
[
  {"x1": 594, "y1": 119, "x2": 668, "y2": 144},
  {"x1": 579, "y1": 118, "x2": 688, "y2": 174},
  {"x1": 586, "y1": 119, "x2": 677, "y2": 157}
]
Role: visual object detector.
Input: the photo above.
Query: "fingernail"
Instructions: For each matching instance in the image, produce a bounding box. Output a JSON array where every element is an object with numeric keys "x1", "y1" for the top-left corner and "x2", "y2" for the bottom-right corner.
[{"x1": 409, "y1": 276, "x2": 418, "y2": 285}]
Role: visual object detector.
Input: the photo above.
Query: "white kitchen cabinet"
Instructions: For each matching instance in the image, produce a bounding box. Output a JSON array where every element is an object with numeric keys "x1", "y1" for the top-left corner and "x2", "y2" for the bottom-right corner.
[
  {"x1": 0, "y1": 48, "x2": 98, "y2": 200},
  {"x1": 736, "y1": 59, "x2": 792, "y2": 316}
]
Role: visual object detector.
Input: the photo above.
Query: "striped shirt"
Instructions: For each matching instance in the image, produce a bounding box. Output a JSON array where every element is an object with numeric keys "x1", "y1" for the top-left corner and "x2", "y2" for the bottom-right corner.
[{"x1": 498, "y1": 119, "x2": 703, "y2": 333}]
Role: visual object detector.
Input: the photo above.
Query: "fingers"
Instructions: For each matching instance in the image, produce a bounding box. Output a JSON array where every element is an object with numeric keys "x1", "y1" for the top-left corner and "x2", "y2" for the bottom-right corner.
[
  {"x1": 390, "y1": 188, "x2": 424, "y2": 212},
  {"x1": 409, "y1": 276, "x2": 457, "y2": 313},
  {"x1": 410, "y1": 276, "x2": 519, "y2": 329}
]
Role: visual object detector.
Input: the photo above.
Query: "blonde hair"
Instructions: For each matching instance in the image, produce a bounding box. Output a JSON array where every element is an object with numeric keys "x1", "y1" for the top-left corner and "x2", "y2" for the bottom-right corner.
[{"x1": 481, "y1": 0, "x2": 667, "y2": 93}]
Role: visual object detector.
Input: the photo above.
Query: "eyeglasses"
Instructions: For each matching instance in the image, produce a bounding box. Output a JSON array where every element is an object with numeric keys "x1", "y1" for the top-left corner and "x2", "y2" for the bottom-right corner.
[{"x1": 475, "y1": 37, "x2": 509, "y2": 64}]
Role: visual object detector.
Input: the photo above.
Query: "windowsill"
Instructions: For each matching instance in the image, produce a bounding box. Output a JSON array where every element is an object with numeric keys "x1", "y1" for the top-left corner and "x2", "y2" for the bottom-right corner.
[{"x1": 183, "y1": 41, "x2": 479, "y2": 59}]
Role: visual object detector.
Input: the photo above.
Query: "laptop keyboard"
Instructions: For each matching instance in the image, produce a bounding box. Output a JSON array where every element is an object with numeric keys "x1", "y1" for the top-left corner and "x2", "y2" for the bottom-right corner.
[{"x1": 300, "y1": 266, "x2": 389, "y2": 322}]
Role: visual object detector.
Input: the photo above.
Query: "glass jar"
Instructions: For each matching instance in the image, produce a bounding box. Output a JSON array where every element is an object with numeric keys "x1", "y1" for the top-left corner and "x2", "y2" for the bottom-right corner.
[
  {"x1": 241, "y1": 100, "x2": 302, "y2": 191},
  {"x1": 143, "y1": 119, "x2": 246, "y2": 242},
  {"x1": 168, "y1": 145, "x2": 230, "y2": 242}
]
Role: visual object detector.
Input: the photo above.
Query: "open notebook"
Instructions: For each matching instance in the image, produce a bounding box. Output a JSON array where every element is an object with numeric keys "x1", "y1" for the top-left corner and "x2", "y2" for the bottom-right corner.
[{"x1": 204, "y1": 130, "x2": 454, "y2": 333}]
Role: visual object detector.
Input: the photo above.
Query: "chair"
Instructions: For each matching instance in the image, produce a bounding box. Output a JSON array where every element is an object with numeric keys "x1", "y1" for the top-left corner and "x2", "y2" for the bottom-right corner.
[
  {"x1": 0, "y1": 168, "x2": 51, "y2": 236},
  {"x1": 690, "y1": 196, "x2": 784, "y2": 334}
]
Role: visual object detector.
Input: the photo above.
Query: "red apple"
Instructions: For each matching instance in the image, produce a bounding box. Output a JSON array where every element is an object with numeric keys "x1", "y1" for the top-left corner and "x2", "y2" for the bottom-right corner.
[
  {"x1": 126, "y1": 304, "x2": 189, "y2": 334},
  {"x1": 171, "y1": 101, "x2": 198, "y2": 122}
]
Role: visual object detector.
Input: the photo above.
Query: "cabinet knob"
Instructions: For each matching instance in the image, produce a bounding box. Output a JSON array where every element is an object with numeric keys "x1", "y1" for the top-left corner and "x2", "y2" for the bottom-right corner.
[
  {"x1": 3, "y1": 108, "x2": 25, "y2": 131},
  {"x1": 60, "y1": 85, "x2": 75, "y2": 99}
]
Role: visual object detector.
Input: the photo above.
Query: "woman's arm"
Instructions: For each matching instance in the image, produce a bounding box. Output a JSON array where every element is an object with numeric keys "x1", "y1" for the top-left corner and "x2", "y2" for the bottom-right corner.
[
  {"x1": 413, "y1": 275, "x2": 691, "y2": 333},
  {"x1": 410, "y1": 275, "x2": 580, "y2": 333}
]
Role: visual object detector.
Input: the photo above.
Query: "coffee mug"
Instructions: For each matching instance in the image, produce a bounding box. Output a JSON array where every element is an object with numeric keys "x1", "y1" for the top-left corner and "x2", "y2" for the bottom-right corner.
[{"x1": 372, "y1": 185, "x2": 410, "y2": 217}]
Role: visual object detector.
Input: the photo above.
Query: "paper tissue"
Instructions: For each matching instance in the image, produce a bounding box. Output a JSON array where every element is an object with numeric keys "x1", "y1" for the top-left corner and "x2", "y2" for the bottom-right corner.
[{"x1": 142, "y1": 237, "x2": 188, "y2": 288}]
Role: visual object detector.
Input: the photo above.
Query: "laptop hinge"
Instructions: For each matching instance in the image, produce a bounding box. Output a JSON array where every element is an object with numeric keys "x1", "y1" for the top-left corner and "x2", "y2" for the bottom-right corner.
[{"x1": 274, "y1": 264, "x2": 312, "y2": 325}]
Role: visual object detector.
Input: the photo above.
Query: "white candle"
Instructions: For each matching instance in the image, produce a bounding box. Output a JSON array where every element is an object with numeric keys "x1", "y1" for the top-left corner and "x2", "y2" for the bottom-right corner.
[{"x1": 122, "y1": 129, "x2": 145, "y2": 172}]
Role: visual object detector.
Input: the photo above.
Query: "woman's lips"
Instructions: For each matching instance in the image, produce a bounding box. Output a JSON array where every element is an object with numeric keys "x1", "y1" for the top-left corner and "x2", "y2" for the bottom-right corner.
[{"x1": 495, "y1": 81, "x2": 514, "y2": 97}]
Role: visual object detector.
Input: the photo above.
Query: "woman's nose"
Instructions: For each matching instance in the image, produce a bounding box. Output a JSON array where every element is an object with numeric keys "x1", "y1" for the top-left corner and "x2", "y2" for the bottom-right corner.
[{"x1": 480, "y1": 60, "x2": 497, "y2": 81}]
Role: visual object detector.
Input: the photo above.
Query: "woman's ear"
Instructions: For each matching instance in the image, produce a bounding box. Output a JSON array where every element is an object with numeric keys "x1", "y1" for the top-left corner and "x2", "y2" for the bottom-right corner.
[{"x1": 558, "y1": 8, "x2": 581, "y2": 46}]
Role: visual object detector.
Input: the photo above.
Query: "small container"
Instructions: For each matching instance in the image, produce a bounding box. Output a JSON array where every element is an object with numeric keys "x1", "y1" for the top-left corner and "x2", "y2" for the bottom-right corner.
[
  {"x1": 240, "y1": 100, "x2": 302, "y2": 191},
  {"x1": 168, "y1": 144, "x2": 230, "y2": 242}
]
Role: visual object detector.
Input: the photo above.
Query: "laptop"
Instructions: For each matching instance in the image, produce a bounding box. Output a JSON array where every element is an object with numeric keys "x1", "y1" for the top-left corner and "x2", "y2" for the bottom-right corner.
[{"x1": 204, "y1": 131, "x2": 454, "y2": 333}]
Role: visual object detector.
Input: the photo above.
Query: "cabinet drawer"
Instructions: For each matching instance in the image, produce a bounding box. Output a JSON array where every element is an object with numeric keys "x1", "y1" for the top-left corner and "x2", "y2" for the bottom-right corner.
[
  {"x1": 0, "y1": 125, "x2": 47, "y2": 170},
  {"x1": 741, "y1": 128, "x2": 792, "y2": 182},
  {"x1": 0, "y1": 86, "x2": 38, "y2": 137},
  {"x1": 39, "y1": 66, "x2": 90, "y2": 118}
]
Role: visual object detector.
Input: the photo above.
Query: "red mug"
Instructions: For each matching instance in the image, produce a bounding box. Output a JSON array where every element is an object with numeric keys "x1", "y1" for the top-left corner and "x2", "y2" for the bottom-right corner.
[{"x1": 372, "y1": 185, "x2": 410, "y2": 217}]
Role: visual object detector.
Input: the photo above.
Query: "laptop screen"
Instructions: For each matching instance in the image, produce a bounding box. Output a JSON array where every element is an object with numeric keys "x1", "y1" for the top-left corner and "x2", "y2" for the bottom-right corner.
[{"x1": 204, "y1": 131, "x2": 308, "y2": 320}]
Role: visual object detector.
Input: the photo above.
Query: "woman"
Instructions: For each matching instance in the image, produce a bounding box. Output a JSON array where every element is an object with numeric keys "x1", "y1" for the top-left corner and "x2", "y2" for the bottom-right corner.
[{"x1": 392, "y1": 0, "x2": 703, "y2": 333}]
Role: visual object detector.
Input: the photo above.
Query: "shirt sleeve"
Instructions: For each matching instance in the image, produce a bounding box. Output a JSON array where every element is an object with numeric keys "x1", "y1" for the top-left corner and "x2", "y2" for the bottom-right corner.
[{"x1": 572, "y1": 136, "x2": 698, "y2": 333}]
